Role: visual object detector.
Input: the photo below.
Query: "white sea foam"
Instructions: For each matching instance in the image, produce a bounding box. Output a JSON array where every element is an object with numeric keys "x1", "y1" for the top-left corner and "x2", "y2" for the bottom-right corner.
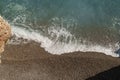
[
  {"x1": 45, "y1": 42, "x2": 119, "y2": 57},
  {"x1": 10, "y1": 25, "x2": 52, "y2": 47},
  {"x1": 10, "y1": 25, "x2": 119, "y2": 57}
]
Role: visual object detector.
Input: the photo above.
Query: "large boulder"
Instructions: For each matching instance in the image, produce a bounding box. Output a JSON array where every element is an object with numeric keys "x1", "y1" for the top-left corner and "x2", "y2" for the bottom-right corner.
[{"x1": 0, "y1": 16, "x2": 11, "y2": 63}]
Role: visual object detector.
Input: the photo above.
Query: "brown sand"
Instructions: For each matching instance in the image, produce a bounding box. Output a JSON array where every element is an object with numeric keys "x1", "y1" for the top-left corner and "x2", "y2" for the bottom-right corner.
[{"x1": 0, "y1": 42, "x2": 120, "y2": 80}]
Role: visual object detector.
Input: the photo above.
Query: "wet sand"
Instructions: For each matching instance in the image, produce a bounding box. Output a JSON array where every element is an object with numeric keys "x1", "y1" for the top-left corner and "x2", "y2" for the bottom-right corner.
[{"x1": 0, "y1": 42, "x2": 120, "y2": 80}]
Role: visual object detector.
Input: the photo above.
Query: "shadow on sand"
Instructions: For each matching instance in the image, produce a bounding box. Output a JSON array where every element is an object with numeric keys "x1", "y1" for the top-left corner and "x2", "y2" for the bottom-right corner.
[{"x1": 86, "y1": 65, "x2": 120, "y2": 80}]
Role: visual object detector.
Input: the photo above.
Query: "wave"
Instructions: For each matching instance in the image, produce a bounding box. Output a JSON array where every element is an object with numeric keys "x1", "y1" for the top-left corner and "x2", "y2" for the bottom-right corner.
[{"x1": 9, "y1": 25, "x2": 119, "y2": 57}]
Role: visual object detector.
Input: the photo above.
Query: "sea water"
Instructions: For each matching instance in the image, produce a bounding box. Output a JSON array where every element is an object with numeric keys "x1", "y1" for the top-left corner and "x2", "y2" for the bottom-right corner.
[{"x1": 0, "y1": 0, "x2": 120, "y2": 57}]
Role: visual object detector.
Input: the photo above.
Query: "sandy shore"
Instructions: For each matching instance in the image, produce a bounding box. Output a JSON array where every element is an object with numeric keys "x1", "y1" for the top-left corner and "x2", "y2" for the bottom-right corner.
[{"x1": 0, "y1": 42, "x2": 120, "y2": 80}]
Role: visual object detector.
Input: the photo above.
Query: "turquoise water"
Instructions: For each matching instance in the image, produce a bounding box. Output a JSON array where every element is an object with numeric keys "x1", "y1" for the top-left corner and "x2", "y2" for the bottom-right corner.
[{"x1": 1, "y1": 0, "x2": 120, "y2": 56}]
